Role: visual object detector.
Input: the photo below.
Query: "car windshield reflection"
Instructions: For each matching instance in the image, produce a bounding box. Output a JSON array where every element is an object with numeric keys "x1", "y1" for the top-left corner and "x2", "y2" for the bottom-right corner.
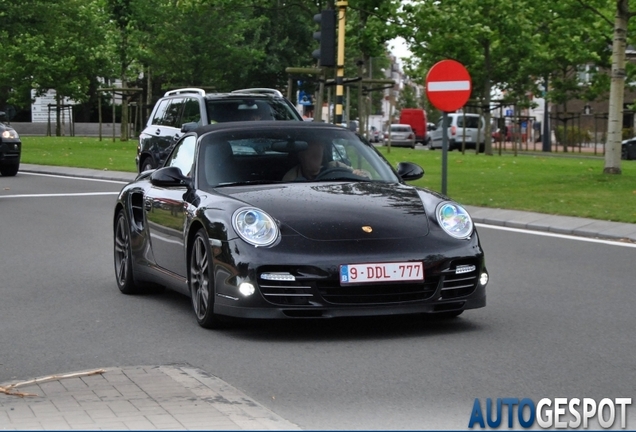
[{"x1": 197, "y1": 127, "x2": 399, "y2": 189}]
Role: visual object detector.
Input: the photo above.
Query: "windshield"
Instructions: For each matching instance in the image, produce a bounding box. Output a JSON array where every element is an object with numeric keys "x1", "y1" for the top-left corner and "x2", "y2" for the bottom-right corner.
[
  {"x1": 196, "y1": 127, "x2": 400, "y2": 188},
  {"x1": 205, "y1": 98, "x2": 300, "y2": 123}
]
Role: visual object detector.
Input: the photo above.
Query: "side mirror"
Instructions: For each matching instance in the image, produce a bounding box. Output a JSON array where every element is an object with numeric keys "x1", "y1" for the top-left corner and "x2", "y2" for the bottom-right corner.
[
  {"x1": 150, "y1": 166, "x2": 193, "y2": 189},
  {"x1": 397, "y1": 162, "x2": 424, "y2": 181},
  {"x1": 181, "y1": 122, "x2": 199, "y2": 133}
]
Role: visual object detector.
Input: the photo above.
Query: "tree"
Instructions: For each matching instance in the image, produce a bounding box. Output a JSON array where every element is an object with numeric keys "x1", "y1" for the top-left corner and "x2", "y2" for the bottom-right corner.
[
  {"x1": 605, "y1": 0, "x2": 633, "y2": 174},
  {"x1": 401, "y1": 0, "x2": 542, "y2": 155},
  {"x1": 0, "y1": 0, "x2": 111, "y2": 134}
]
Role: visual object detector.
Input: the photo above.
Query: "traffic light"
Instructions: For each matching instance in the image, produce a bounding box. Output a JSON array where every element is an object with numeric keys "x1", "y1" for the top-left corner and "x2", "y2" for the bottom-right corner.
[{"x1": 312, "y1": 10, "x2": 336, "y2": 67}]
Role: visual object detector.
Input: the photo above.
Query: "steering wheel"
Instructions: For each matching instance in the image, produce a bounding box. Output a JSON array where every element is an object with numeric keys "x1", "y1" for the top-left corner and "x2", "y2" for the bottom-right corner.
[{"x1": 314, "y1": 166, "x2": 355, "y2": 180}]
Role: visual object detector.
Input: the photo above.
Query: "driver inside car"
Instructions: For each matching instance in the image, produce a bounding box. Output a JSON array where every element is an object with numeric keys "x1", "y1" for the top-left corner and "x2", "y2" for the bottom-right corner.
[{"x1": 282, "y1": 140, "x2": 370, "y2": 181}]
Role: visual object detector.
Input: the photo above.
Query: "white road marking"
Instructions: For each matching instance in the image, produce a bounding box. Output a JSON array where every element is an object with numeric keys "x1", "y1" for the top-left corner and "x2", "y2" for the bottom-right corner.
[
  {"x1": 0, "y1": 192, "x2": 119, "y2": 199},
  {"x1": 9, "y1": 172, "x2": 636, "y2": 249},
  {"x1": 476, "y1": 223, "x2": 636, "y2": 248},
  {"x1": 19, "y1": 171, "x2": 129, "y2": 184}
]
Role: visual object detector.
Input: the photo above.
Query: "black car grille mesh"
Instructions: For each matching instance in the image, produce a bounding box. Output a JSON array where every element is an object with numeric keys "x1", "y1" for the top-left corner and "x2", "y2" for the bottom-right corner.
[
  {"x1": 318, "y1": 279, "x2": 439, "y2": 304},
  {"x1": 257, "y1": 259, "x2": 479, "y2": 307}
]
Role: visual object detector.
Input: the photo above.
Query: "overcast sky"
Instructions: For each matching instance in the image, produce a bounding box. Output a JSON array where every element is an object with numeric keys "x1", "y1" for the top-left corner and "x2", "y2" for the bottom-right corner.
[{"x1": 389, "y1": 37, "x2": 412, "y2": 65}]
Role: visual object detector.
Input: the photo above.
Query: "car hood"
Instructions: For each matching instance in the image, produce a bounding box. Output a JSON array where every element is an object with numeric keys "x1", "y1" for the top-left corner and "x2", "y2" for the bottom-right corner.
[{"x1": 219, "y1": 182, "x2": 430, "y2": 241}]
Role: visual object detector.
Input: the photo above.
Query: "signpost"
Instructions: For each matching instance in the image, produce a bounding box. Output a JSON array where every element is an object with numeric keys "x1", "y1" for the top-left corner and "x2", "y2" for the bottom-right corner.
[{"x1": 425, "y1": 60, "x2": 472, "y2": 195}]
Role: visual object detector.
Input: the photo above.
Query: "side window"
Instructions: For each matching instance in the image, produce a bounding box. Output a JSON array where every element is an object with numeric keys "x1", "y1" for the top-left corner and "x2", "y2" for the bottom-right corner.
[
  {"x1": 150, "y1": 99, "x2": 170, "y2": 126},
  {"x1": 161, "y1": 98, "x2": 185, "y2": 127},
  {"x1": 166, "y1": 135, "x2": 196, "y2": 177},
  {"x1": 465, "y1": 117, "x2": 479, "y2": 128},
  {"x1": 181, "y1": 98, "x2": 202, "y2": 125}
]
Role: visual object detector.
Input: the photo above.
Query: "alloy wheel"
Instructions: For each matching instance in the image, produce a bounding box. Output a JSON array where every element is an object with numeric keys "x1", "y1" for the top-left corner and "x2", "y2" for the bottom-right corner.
[
  {"x1": 114, "y1": 214, "x2": 129, "y2": 287},
  {"x1": 190, "y1": 235, "x2": 210, "y2": 320}
]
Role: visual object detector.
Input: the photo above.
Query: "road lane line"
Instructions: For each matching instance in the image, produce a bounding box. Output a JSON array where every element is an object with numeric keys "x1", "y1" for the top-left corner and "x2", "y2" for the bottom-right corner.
[
  {"x1": 0, "y1": 192, "x2": 119, "y2": 199},
  {"x1": 19, "y1": 172, "x2": 129, "y2": 184},
  {"x1": 476, "y1": 223, "x2": 636, "y2": 248}
]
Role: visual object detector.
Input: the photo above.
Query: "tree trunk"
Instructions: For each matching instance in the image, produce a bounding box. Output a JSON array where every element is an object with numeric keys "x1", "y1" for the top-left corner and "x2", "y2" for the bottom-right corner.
[
  {"x1": 605, "y1": 0, "x2": 629, "y2": 174},
  {"x1": 482, "y1": 39, "x2": 493, "y2": 156},
  {"x1": 120, "y1": 77, "x2": 129, "y2": 141}
]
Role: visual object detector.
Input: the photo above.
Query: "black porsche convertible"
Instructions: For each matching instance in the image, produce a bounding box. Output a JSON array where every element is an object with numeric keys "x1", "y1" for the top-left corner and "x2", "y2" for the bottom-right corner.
[{"x1": 113, "y1": 121, "x2": 488, "y2": 328}]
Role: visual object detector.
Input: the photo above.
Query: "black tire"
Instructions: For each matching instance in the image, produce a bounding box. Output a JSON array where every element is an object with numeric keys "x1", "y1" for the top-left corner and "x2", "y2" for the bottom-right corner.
[
  {"x1": 140, "y1": 156, "x2": 156, "y2": 172},
  {"x1": 427, "y1": 141, "x2": 435, "y2": 150},
  {"x1": 0, "y1": 161, "x2": 19, "y2": 176},
  {"x1": 114, "y1": 209, "x2": 144, "y2": 294},
  {"x1": 190, "y1": 228, "x2": 221, "y2": 329},
  {"x1": 622, "y1": 145, "x2": 629, "y2": 160}
]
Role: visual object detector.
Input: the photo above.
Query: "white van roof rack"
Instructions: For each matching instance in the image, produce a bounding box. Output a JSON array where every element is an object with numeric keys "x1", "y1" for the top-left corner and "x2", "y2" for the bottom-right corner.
[
  {"x1": 231, "y1": 88, "x2": 283, "y2": 98},
  {"x1": 164, "y1": 88, "x2": 206, "y2": 96}
]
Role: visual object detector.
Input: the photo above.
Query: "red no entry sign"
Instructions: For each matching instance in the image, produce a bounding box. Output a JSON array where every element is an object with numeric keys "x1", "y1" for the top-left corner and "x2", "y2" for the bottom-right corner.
[{"x1": 425, "y1": 60, "x2": 472, "y2": 112}]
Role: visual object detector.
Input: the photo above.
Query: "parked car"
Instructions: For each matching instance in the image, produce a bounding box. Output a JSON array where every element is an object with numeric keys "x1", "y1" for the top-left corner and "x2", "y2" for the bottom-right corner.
[
  {"x1": 0, "y1": 113, "x2": 21, "y2": 176},
  {"x1": 622, "y1": 137, "x2": 636, "y2": 160},
  {"x1": 428, "y1": 113, "x2": 486, "y2": 152},
  {"x1": 369, "y1": 126, "x2": 383, "y2": 143},
  {"x1": 384, "y1": 124, "x2": 416, "y2": 148},
  {"x1": 424, "y1": 122, "x2": 436, "y2": 147},
  {"x1": 114, "y1": 121, "x2": 488, "y2": 328},
  {"x1": 137, "y1": 87, "x2": 303, "y2": 173}
]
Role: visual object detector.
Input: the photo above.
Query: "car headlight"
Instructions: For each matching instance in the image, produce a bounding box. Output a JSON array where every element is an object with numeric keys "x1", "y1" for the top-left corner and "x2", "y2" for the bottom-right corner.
[
  {"x1": 436, "y1": 202, "x2": 473, "y2": 239},
  {"x1": 2, "y1": 129, "x2": 19, "y2": 139},
  {"x1": 232, "y1": 207, "x2": 279, "y2": 247}
]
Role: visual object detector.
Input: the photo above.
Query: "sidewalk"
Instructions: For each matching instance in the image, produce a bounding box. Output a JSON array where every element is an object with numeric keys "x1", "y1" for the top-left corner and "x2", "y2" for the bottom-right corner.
[
  {"x1": 2, "y1": 164, "x2": 635, "y2": 430},
  {"x1": 0, "y1": 365, "x2": 300, "y2": 430}
]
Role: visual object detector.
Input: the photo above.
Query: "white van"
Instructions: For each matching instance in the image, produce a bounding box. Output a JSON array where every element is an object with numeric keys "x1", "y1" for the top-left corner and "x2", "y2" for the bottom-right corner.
[{"x1": 428, "y1": 113, "x2": 486, "y2": 152}]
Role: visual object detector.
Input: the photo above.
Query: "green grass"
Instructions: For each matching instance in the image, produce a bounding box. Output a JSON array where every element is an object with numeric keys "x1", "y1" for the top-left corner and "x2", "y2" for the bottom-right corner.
[
  {"x1": 20, "y1": 136, "x2": 636, "y2": 224},
  {"x1": 21, "y1": 136, "x2": 138, "y2": 172}
]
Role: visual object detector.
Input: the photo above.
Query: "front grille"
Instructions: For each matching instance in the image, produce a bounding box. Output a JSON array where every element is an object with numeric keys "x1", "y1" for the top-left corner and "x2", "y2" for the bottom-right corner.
[{"x1": 318, "y1": 279, "x2": 439, "y2": 304}]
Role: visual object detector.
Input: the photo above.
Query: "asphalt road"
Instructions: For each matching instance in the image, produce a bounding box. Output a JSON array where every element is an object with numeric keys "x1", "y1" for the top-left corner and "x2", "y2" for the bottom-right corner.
[{"x1": 1, "y1": 171, "x2": 635, "y2": 430}]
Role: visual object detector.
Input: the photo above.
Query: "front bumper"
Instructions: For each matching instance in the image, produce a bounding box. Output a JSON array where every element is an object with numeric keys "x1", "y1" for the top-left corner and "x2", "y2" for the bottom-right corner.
[
  {"x1": 212, "y1": 234, "x2": 487, "y2": 319},
  {"x1": 0, "y1": 140, "x2": 21, "y2": 163}
]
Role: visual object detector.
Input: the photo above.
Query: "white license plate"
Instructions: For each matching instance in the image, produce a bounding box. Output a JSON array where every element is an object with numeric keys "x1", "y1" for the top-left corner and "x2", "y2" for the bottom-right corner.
[{"x1": 340, "y1": 262, "x2": 424, "y2": 284}]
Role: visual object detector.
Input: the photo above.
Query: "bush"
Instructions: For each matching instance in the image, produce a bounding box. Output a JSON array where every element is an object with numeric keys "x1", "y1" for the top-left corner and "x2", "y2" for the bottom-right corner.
[{"x1": 555, "y1": 125, "x2": 592, "y2": 147}]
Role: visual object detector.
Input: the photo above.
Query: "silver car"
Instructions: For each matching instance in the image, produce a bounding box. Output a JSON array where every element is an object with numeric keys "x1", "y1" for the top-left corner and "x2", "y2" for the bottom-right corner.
[
  {"x1": 428, "y1": 113, "x2": 485, "y2": 152},
  {"x1": 384, "y1": 124, "x2": 416, "y2": 148}
]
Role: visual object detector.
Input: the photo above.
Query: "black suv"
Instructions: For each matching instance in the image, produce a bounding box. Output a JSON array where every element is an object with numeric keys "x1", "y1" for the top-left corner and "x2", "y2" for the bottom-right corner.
[
  {"x1": 0, "y1": 112, "x2": 21, "y2": 176},
  {"x1": 136, "y1": 87, "x2": 303, "y2": 172}
]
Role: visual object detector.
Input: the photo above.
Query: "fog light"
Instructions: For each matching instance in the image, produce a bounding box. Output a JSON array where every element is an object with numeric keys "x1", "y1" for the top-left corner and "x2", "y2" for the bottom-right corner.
[
  {"x1": 480, "y1": 272, "x2": 489, "y2": 286},
  {"x1": 238, "y1": 282, "x2": 255, "y2": 297}
]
